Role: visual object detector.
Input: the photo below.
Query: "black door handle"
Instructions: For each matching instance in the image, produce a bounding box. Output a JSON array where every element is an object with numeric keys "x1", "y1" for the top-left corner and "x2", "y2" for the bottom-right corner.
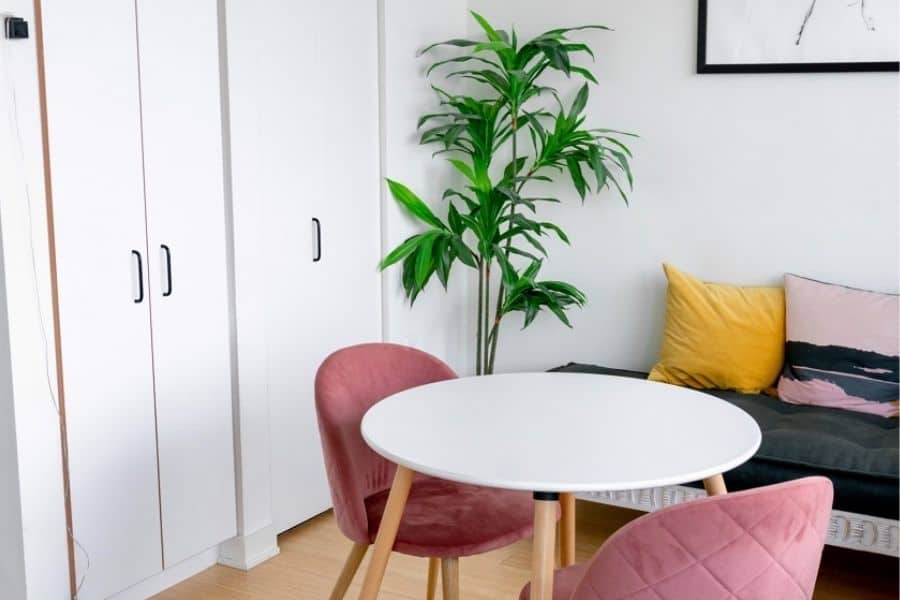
[
  {"x1": 161, "y1": 244, "x2": 173, "y2": 297},
  {"x1": 132, "y1": 250, "x2": 144, "y2": 303},
  {"x1": 312, "y1": 217, "x2": 322, "y2": 262}
]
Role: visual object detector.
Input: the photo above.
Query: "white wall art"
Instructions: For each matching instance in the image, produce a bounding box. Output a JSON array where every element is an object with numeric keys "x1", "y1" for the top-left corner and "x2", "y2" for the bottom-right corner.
[{"x1": 698, "y1": 0, "x2": 899, "y2": 72}]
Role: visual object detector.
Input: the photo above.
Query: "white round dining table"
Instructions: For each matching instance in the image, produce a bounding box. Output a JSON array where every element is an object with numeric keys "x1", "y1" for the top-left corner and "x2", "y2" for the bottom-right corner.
[{"x1": 357, "y1": 372, "x2": 762, "y2": 600}]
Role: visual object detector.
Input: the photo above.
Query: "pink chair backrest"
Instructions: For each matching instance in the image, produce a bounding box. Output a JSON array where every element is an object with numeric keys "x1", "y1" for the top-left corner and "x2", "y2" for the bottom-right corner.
[
  {"x1": 571, "y1": 477, "x2": 833, "y2": 600},
  {"x1": 314, "y1": 343, "x2": 457, "y2": 543}
]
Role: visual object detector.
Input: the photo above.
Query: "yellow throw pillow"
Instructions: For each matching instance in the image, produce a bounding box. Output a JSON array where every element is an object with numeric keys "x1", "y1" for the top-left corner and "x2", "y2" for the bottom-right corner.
[{"x1": 648, "y1": 263, "x2": 785, "y2": 393}]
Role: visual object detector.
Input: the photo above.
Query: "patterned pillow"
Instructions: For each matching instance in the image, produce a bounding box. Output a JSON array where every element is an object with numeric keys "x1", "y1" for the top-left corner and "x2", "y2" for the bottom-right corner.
[{"x1": 777, "y1": 274, "x2": 899, "y2": 417}]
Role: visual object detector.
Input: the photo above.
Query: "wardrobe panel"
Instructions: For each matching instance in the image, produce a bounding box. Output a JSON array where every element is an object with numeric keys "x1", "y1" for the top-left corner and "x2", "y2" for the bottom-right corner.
[
  {"x1": 255, "y1": 0, "x2": 332, "y2": 532},
  {"x1": 246, "y1": 0, "x2": 383, "y2": 532},
  {"x1": 41, "y1": 1, "x2": 162, "y2": 597},
  {"x1": 135, "y1": 0, "x2": 237, "y2": 567}
]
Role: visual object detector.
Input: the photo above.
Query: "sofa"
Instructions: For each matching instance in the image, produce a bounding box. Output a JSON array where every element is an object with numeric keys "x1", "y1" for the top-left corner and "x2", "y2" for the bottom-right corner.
[{"x1": 551, "y1": 363, "x2": 899, "y2": 557}]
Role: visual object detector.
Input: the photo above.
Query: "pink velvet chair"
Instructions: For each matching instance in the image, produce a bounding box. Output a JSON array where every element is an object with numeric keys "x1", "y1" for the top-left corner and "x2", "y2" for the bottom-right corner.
[
  {"x1": 315, "y1": 343, "x2": 535, "y2": 600},
  {"x1": 520, "y1": 477, "x2": 833, "y2": 600}
]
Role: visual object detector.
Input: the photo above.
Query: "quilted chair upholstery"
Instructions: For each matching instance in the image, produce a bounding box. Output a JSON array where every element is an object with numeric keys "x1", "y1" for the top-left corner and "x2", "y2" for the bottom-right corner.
[
  {"x1": 315, "y1": 343, "x2": 534, "y2": 558},
  {"x1": 521, "y1": 477, "x2": 833, "y2": 600}
]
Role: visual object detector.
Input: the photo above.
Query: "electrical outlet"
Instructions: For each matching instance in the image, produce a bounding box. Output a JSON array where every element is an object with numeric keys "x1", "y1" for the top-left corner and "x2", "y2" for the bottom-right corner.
[{"x1": 4, "y1": 16, "x2": 29, "y2": 40}]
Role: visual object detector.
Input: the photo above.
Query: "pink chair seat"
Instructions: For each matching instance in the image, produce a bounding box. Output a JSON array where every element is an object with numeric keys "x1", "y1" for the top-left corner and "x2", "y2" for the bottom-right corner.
[
  {"x1": 366, "y1": 475, "x2": 534, "y2": 558},
  {"x1": 519, "y1": 477, "x2": 832, "y2": 600},
  {"x1": 519, "y1": 564, "x2": 587, "y2": 600},
  {"x1": 316, "y1": 342, "x2": 536, "y2": 572}
]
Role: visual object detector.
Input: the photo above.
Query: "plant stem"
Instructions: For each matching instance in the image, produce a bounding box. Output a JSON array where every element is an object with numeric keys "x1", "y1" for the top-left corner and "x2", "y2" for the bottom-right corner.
[
  {"x1": 484, "y1": 260, "x2": 491, "y2": 373},
  {"x1": 476, "y1": 260, "x2": 484, "y2": 375},
  {"x1": 487, "y1": 108, "x2": 520, "y2": 372}
]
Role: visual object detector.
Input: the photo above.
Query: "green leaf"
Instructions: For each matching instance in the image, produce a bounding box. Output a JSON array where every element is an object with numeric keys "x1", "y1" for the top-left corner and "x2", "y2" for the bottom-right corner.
[
  {"x1": 607, "y1": 171, "x2": 629, "y2": 205},
  {"x1": 599, "y1": 135, "x2": 633, "y2": 157},
  {"x1": 447, "y1": 203, "x2": 464, "y2": 235},
  {"x1": 609, "y1": 149, "x2": 634, "y2": 187},
  {"x1": 541, "y1": 44, "x2": 570, "y2": 75},
  {"x1": 473, "y1": 41, "x2": 513, "y2": 54},
  {"x1": 540, "y1": 222, "x2": 570, "y2": 244},
  {"x1": 566, "y1": 157, "x2": 588, "y2": 199},
  {"x1": 523, "y1": 301, "x2": 540, "y2": 327},
  {"x1": 443, "y1": 188, "x2": 479, "y2": 212},
  {"x1": 471, "y1": 11, "x2": 503, "y2": 42},
  {"x1": 562, "y1": 43, "x2": 595, "y2": 60},
  {"x1": 449, "y1": 235, "x2": 478, "y2": 268},
  {"x1": 493, "y1": 247, "x2": 519, "y2": 287},
  {"x1": 426, "y1": 55, "x2": 503, "y2": 77},
  {"x1": 507, "y1": 246, "x2": 540, "y2": 262},
  {"x1": 414, "y1": 233, "x2": 438, "y2": 287},
  {"x1": 386, "y1": 179, "x2": 447, "y2": 230},
  {"x1": 503, "y1": 157, "x2": 528, "y2": 181},
  {"x1": 434, "y1": 237, "x2": 451, "y2": 289},
  {"x1": 448, "y1": 159, "x2": 476, "y2": 184},
  {"x1": 523, "y1": 259, "x2": 542, "y2": 279},
  {"x1": 418, "y1": 38, "x2": 479, "y2": 56},
  {"x1": 522, "y1": 232, "x2": 547, "y2": 255},
  {"x1": 544, "y1": 24, "x2": 613, "y2": 36},
  {"x1": 380, "y1": 235, "x2": 422, "y2": 270},
  {"x1": 542, "y1": 280, "x2": 587, "y2": 303},
  {"x1": 587, "y1": 145, "x2": 608, "y2": 190},
  {"x1": 570, "y1": 65, "x2": 598, "y2": 84},
  {"x1": 401, "y1": 253, "x2": 424, "y2": 304},
  {"x1": 546, "y1": 301, "x2": 573, "y2": 327},
  {"x1": 569, "y1": 84, "x2": 590, "y2": 120}
]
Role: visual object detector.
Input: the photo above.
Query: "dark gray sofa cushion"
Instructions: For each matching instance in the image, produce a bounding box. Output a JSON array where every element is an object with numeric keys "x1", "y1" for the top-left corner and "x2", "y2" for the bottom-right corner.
[{"x1": 551, "y1": 363, "x2": 900, "y2": 519}]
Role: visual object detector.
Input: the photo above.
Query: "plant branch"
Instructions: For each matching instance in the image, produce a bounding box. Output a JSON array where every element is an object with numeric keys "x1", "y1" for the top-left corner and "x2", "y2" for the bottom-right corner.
[
  {"x1": 483, "y1": 260, "x2": 492, "y2": 372},
  {"x1": 476, "y1": 259, "x2": 484, "y2": 375},
  {"x1": 487, "y1": 109, "x2": 519, "y2": 373}
]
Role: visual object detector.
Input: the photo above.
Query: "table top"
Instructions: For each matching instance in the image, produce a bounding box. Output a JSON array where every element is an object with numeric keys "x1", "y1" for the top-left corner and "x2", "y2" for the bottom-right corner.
[{"x1": 361, "y1": 372, "x2": 762, "y2": 493}]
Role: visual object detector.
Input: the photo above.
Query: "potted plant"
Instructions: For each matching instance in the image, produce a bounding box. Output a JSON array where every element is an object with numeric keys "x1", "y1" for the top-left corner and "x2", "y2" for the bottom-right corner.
[{"x1": 380, "y1": 12, "x2": 635, "y2": 375}]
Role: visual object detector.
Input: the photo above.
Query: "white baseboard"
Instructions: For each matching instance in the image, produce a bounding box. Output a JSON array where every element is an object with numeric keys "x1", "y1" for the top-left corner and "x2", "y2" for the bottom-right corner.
[
  {"x1": 217, "y1": 523, "x2": 280, "y2": 570},
  {"x1": 104, "y1": 525, "x2": 280, "y2": 599},
  {"x1": 579, "y1": 485, "x2": 900, "y2": 557},
  {"x1": 111, "y1": 547, "x2": 219, "y2": 600}
]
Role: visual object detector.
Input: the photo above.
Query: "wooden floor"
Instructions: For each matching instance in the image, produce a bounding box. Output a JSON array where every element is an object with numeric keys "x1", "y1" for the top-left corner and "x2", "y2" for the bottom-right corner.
[{"x1": 156, "y1": 501, "x2": 898, "y2": 599}]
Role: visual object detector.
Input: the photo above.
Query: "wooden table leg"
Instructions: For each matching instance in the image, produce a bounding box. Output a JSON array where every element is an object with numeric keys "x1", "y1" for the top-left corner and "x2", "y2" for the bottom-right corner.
[
  {"x1": 440, "y1": 557, "x2": 460, "y2": 600},
  {"x1": 559, "y1": 493, "x2": 576, "y2": 567},
  {"x1": 426, "y1": 557, "x2": 439, "y2": 600},
  {"x1": 358, "y1": 466, "x2": 414, "y2": 600},
  {"x1": 532, "y1": 492, "x2": 559, "y2": 600},
  {"x1": 703, "y1": 474, "x2": 727, "y2": 496}
]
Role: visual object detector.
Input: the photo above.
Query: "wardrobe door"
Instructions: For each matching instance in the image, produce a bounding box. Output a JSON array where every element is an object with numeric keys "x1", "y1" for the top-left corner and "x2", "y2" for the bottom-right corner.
[
  {"x1": 249, "y1": 0, "x2": 382, "y2": 532},
  {"x1": 312, "y1": 0, "x2": 382, "y2": 348},
  {"x1": 41, "y1": 2, "x2": 162, "y2": 598},
  {"x1": 253, "y1": 0, "x2": 331, "y2": 532},
  {"x1": 135, "y1": 0, "x2": 237, "y2": 567}
]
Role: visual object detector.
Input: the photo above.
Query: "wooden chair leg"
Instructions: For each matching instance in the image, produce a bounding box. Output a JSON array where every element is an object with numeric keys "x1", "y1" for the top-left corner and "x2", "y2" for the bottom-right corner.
[
  {"x1": 329, "y1": 542, "x2": 369, "y2": 600},
  {"x1": 358, "y1": 466, "x2": 415, "y2": 599},
  {"x1": 440, "y1": 557, "x2": 459, "y2": 600},
  {"x1": 426, "y1": 557, "x2": 440, "y2": 600},
  {"x1": 703, "y1": 474, "x2": 727, "y2": 496}
]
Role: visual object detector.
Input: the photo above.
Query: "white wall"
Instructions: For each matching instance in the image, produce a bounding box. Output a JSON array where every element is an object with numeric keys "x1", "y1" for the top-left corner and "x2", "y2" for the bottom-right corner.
[
  {"x1": 0, "y1": 1, "x2": 70, "y2": 596},
  {"x1": 380, "y1": 0, "x2": 473, "y2": 374},
  {"x1": 398, "y1": 0, "x2": 900, "y2": 373},
  {"x1": 0, "y1": 225, "x2": 26, "y2": 600}
]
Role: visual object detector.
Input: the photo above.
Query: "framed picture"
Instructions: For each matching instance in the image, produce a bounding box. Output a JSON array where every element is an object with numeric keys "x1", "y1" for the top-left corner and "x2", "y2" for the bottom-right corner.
[{"x1": 698, "y1": 0, "x2": 900, "y2": 73}]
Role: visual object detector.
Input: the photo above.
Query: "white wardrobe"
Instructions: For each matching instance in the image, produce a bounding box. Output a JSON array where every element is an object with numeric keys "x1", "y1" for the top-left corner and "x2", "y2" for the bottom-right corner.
[
  {"x1": 225, "y1": 0, "x2": 383, "y2": 533},
  {"x1": 42, "y1": 1, "x2": 236, "y2": 598}
]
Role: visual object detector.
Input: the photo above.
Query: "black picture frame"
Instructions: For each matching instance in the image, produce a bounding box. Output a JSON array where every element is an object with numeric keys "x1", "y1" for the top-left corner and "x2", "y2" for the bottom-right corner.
[{"x1": 697, "y1": 0, "x2": 900, "y2": 74}]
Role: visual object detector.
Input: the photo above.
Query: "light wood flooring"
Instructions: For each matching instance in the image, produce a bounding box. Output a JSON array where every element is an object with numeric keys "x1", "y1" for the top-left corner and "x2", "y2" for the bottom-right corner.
[{"x1": 155, "y1": 501, "x2": 898, "y2": 599}]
